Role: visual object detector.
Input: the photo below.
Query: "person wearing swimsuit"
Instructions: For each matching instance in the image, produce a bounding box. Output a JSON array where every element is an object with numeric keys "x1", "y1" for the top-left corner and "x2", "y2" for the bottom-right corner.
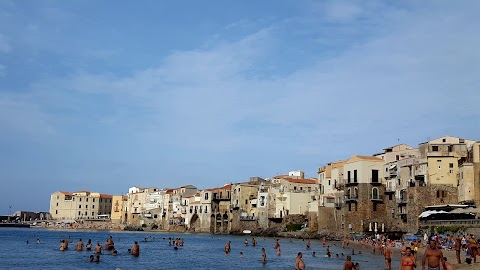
[{"x1": 399, "y1": 247, "x2": 416, "y2": 270}]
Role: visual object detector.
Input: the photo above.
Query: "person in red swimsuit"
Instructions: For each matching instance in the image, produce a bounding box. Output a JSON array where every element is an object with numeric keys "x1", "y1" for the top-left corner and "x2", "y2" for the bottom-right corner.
[{"x1": 399, "y1": 247, "x2": 416, "y2": 270}]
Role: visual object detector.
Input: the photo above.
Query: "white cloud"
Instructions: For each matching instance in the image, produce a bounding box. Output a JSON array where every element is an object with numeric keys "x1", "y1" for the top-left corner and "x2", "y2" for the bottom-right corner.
[
  {"x1": 0, "y1": 94, "x2": 55, "y2": 138},
  {"x1": 324, "y1": 1, "x2": 364, "y2": 21}
]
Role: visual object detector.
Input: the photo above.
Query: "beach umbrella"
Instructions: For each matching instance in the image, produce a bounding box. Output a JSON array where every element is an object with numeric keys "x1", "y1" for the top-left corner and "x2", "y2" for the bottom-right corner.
[{"x1": 406, "y1": 235, "x2": 419, "y2": 241}]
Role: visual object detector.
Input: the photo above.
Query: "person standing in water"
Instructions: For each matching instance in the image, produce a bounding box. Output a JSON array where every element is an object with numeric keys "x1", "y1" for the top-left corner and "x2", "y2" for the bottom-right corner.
[
  {"x1": 76, "y1": 239, "x2": 84, "y2": 251},
  {"x1": 131, "y1": 241, "x2": 140, "y2": 257},
  {"x1": 343, "y1": 255, "x2": 354, "y2": 270},
  {"x1": 262, "y1": 247, "x2": 267, "y2": 264},
  {"x1": 296, "y1": 252, "x2": 305, "y2": 270}
]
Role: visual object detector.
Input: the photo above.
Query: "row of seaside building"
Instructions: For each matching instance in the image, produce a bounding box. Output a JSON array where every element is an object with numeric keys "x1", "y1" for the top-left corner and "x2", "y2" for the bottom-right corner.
[{"x1": 49, "y1": 135, "x2": 480, "y2": 235}]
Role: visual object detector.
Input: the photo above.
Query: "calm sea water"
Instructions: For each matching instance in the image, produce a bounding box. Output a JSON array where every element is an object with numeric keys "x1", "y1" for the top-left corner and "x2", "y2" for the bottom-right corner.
[{"x1": 0, "y1": 228, "x2": 400, "y2": 269}]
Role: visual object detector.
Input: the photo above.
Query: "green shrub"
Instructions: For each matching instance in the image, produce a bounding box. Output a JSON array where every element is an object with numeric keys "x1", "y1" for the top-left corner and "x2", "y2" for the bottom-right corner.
[
  {"x1": 141, "y1": 224, "x2": 147, "y2": 228},
  {"x1": 286, "y1": 224, "x2": 303, "y2": 231},
  {"x1": 151, "y1": 224, "x2": 158, "y2": 230}
]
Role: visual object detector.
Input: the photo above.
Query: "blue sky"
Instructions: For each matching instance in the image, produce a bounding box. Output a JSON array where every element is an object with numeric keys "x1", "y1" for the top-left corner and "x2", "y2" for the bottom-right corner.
[{"x1": 1, "y1": 0, "x2": 479, "y2": 212}]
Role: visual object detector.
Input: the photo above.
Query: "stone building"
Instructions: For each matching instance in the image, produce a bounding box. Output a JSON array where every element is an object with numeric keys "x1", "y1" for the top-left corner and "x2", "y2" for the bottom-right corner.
[
  {"x1": 341, "y1": 155, "x2": 387, "y2": 235},
  {"x1": 208, "y1": 184, "x2": 231, "y2": 233},
  {"x1": 110, "y1": 195, "x2": 127, "y2": 224},
  {"x1": 50, "y1": 190, "x2": 113, "y2": 220}
]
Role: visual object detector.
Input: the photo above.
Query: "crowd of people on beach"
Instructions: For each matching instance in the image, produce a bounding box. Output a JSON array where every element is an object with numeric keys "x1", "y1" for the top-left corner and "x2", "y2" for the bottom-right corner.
[{"x1": 28, "y1": 231, "x2": 480, "y2": 269}]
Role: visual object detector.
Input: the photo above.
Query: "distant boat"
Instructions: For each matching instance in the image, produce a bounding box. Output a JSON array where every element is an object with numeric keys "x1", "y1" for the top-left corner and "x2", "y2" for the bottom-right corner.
[{"x1": 243, "y1": 230, "x2": 251, "y2": 234}]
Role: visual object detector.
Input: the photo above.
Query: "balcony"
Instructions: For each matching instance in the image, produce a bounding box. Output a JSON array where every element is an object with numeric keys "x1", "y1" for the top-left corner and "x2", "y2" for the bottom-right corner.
[
  {"x1": 334, "y1": 183, "x2": 344, "y2": 191},
  {"x1": 370, "y1": 178, "x2": 382, "y2": 185},
  {"x1": 345, "y1": 180, "x2": 359, "y2": 186},
  {"x1": 384, "y1": 187, "x2": 395, "y2": 194},
  {"x1": 344, "y1": 195, "x2": 358, "y2": 203},
  {"x1": 396, "y1": 198, "x2": 407, "y2": 205},
  {"x1": 212, "y1": 194, "x2": 230, "y2": 201},
  {"x1": 240, "y1": 216, "x2": 256, "y2": 221},
  {"x1": 370, "y1": 195, "x2": 384, "y2": 203},
  {"x1": 388, "y1": 170, "x2": 398, "y2": 178}
]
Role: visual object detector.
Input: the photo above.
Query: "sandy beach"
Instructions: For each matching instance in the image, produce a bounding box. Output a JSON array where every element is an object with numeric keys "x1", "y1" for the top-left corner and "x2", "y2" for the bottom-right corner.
[{"x1": 345, "y1": 240, "x2": 479, "y2": 270}]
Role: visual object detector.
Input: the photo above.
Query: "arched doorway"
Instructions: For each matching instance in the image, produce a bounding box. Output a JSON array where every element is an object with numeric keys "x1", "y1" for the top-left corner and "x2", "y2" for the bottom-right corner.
[{"x1": 190, "y1": 214, "x2": 199, "y2": 232}]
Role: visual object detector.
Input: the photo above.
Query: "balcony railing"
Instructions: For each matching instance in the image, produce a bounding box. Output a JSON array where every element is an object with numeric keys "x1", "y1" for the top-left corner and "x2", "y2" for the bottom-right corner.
[
  {"x1": 420, "y1": 219, "x2": 480, "y2": 226},
  {"x1": 240, "y1": 216, "x2": 256, "y2": 221},
  {"x1": 385, "y1": 187, "x2": 395, "y2": 193},
  {"x1": 344, "y1": 195, "x2": 358, "y2": 202},
  {"x1": 370, "y1": 178, "x2": 382, "y2": 185},
  {"x1": 345, "y1": 179, "x2": 359, "y2": 186},
  {"x1": 396, "y1": 198, "x2": 407, "y2": 204},
  {"x1": 370, "y1": 195, "x2": 384, "y2": 202}
]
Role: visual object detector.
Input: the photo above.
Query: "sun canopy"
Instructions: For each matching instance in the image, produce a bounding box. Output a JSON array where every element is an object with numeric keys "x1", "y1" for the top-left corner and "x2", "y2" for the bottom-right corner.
[
  {"x1": 418, "y1": 210, "x2": 448, "y2": 218},
  {"x1": 449, "y1": 207, "x2": 480, "y2": 214}
]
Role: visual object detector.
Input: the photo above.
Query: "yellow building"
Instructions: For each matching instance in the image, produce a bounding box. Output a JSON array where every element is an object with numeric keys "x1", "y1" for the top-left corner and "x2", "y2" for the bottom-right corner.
[
  {"x1": 111, "y1": 195, "x2": 127, "y2": 224},
  {"x1": 50, "y1": 190, "x2": 113, "y2": 220}
]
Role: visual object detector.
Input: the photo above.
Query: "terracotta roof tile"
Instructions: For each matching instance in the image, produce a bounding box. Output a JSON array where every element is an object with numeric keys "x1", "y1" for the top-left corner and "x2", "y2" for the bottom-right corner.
[{"x1": 283, "y1": 178, "x2": 317, "y2": 184}]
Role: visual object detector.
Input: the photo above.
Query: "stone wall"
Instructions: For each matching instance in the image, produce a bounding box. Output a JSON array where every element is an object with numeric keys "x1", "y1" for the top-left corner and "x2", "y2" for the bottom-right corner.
[
  {"x1": 344, "y1": 183, "x2": 389, "y2": 235},
  {"x1": 406, "y1": 184, "x2": 458, "y2": 232},
  {"x1": 317, "y1": 207, "x2": 342, "y2": 234}
]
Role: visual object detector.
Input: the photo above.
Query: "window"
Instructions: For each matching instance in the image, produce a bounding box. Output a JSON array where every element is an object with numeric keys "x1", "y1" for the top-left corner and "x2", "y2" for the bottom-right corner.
[
  {"x1": 308, "y1": 187, "x2": 311, "y2": 192},
  {"x1": 354, "y1": 170, "x2": 357, "y2": 182},
  {"x1": 432, "y1": 146, "x2": 439, "y2": 151},
  {"x1": 449, "y1": 163, "x2": 454, "y2": 168},
  {"x1": 79, "y1": 205, "x2": 82, "y2": 208},
  {"x1": 372, "y1": 188, "x2": 379, "y2": 199},
  {"x1": 300, "y1": 187, "x2": 303, "y2": 191},
  {"x1": 56, "y1": 210, "x2": 58, "y2": 214},
  {"x1": 86, "y1": 198, "x2": 88, "y2": 202},
  {"x1": 86, "y1": 205, "x2": 88, "y2": 209},
  {"x1": 78, "y1": 211, "x2": 81, "y2": 215},
  {"x1": 92, "y1": 205, "x2": 95, "y2": 209},
  {"x1": 438, "y1": 166, "x2": 441, "y2": 169},
  {"x1": 437, "y1": 160, "x2": 441, "y2": 162},
  {"x1": 372, "y1": 170, "x2": 379, "y2": 182},
  {"x1": 347, "y1": 171, "x2": 351, "y2": 183},
  {"x1": 93, "y1": 198, "x2": 95, "y2": 202},
  {"x1": 294, "y1": 186, "x2": 297, "y2": 191},
  {"x1": 436, "y1": 190, "x2": 446, "y2": 198},
  {"x1": 328, "y1": 180, "x2": 331, "y2": 185},
  {"x1": 442, "y1": 138, "x2": 446, "y2": 142},
  {"x1": 92, "y1": 212, "x2": 94, "y2": 216},
  {"x1": 396, "y1": 155, "x2": 399, "y2": 161},
  {"x1": 85, "y1": 211, "x2": 87, "y2": 215},
  {"x1": 448, "y1": 145, "x2": 453, "y2": 152},
  {"x1": 79, "y1": 198, "x2": 82, "y2": 202},
  {"x1": 56, "y1": 203, "x2": 58, "y2": 206},
  {"x1": 205, "y1": 206, "x2": 208, "y2": 213},
  {"x1": 245, "y1": 200, "x2": 248, "y2": 205}
]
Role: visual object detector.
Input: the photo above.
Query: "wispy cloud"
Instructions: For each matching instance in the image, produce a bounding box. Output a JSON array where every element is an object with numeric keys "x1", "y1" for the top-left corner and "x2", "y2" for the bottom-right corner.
[{"x1": 1, "y1": 1, "x2": 480, "y2": 210}]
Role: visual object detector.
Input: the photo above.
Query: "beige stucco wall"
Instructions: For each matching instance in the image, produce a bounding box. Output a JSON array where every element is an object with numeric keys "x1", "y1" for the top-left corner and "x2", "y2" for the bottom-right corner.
[
  {"x1": 427, "y1": 156, "x2": 458, "y2": 185},
  {"x1": 458, "y1": 163, "x2": 475, "y2": 202}
]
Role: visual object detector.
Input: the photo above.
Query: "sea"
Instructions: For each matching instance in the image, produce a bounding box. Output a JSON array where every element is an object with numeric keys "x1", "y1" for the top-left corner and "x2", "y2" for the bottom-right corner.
[{"x1": 0, "y1": 228, "x2": 400, "y2": 269}]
